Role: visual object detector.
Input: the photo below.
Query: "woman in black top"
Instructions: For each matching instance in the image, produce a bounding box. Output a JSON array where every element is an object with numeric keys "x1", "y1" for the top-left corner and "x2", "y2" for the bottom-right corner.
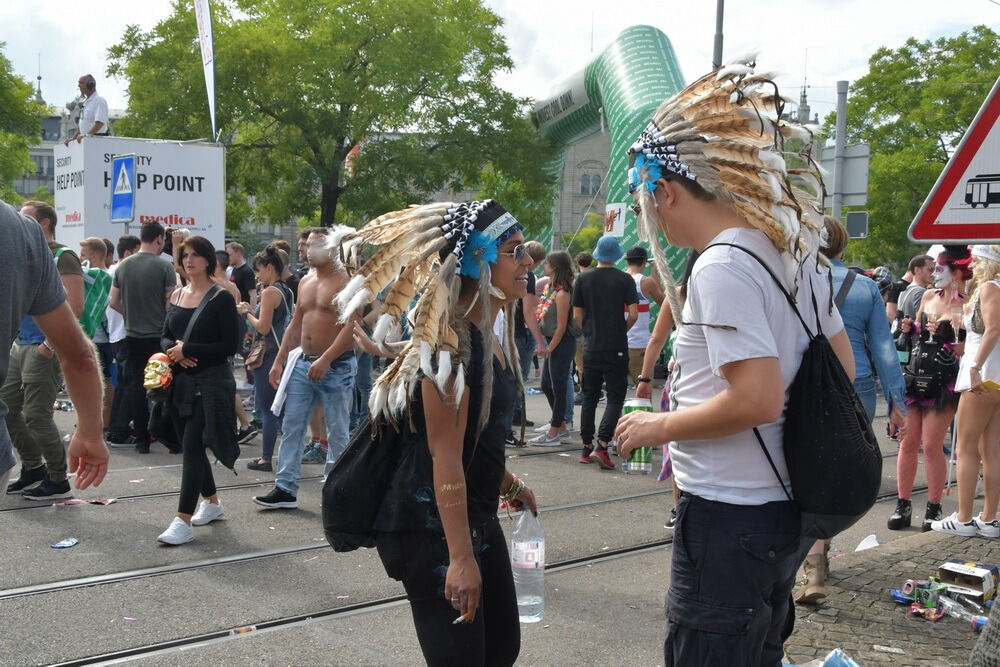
[
  {"x1": 238, "y1": 246, "x2": 293, "y2": 472},
  {"x1": 334, "y1": 200, "x2": 537, "y2": 666},
  {"x1": 156, "y1": 236, "x2": 240, "y2": 546}
]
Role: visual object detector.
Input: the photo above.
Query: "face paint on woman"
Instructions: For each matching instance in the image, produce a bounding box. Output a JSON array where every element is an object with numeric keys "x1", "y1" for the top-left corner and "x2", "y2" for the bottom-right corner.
[{"x1": 933, "y1": 265, "x2": 953, "y2": 289}]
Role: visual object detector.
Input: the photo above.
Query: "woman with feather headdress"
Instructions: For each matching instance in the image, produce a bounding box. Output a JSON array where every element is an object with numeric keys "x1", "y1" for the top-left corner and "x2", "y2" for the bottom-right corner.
[
  {"x1": 335, "y1": 200, "x2": 537, "y2": 665},
  {"x1": 611, "y1": 55, "x2": 855, "y2": 664}
]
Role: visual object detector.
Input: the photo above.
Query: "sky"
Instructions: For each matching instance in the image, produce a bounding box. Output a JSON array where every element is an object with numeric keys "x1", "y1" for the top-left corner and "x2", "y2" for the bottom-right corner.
[{"x1": 4, "y1": 0, "x2": 1000, "y2": 124}]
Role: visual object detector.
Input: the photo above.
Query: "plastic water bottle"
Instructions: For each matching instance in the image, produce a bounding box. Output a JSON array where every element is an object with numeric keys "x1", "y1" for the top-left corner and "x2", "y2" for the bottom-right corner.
[
  {"x1": 939, "y1": 595, "x2": 989, "y2": 631},
  {"x1": 511, "y1": 510, "x2": 545, "y2": 623}
]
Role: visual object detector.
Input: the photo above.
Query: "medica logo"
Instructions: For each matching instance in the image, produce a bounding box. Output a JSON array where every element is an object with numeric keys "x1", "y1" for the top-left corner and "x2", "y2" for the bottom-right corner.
[{"x1": 139, "y1": 213, "x2": 197, "y2": 226}]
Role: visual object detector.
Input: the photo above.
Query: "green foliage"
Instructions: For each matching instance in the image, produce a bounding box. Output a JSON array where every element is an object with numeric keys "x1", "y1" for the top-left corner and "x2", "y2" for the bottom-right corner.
[
  {"x1": 29, "y1": 184, "x2": 55, "y2": 205},
  {"x1": 824, "y1": 26, "x2": 1000, "y2": 268},
  {"x1": 107, "y1": 0, "x2": 553, "y2": 231},
  {"x1": 0, "y1": 43, "x2": 41, "y2": 202},
  {"x1": 562, "y1": 213, "x2": 604, "y2": 258}
]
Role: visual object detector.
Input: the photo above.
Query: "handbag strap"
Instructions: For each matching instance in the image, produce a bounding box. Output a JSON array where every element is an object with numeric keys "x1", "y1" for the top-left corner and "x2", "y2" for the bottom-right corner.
[
  {"x1": 834, "y1": 270, "x2": 856, "y2": 311},
  {"x1": 181, "y1": 285, "x2": 221, "y2": 343}
]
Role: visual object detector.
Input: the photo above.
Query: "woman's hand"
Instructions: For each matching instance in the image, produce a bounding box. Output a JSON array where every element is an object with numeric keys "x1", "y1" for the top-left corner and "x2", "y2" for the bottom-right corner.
[
  {"x1": 901, "y1": 317, "x2": 913, "y2": 334},
  {"x1": 534, "y1": 342, "x2": 548, "y2": 359},
  {"x1": 352, "y1": 321, "x2": 380, "y2": 357},
  {"x1": 510, "y1": 485, "x2": 538, "y2": 517},
  {"x1": 614, "y1": 410, "x2": 668, "y2": 460},
  {"x1": 444, "y1": 553, "x2": 482, "y2": 623},
  {"x1": 970, "y1": 367, "x2": 987, "y2": 394},
  {"x1": 236, "y1": 301, "x2": 251, "y2": 316},
  {"x1": 166, "y1": 341, "x2": 186, "y2": 363}
]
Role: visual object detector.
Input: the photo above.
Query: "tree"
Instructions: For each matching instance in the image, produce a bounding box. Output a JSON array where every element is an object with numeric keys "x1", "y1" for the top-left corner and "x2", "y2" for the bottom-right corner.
[
  {"x1": 824, "y1": 26, "x2": 1000, "y2": 269},
  {"x1": 562, "y1": 213, "x2": 604, "y2": 258},
  {"x1": 108, "y1": 0, "x2": 554, "y2": 230},
  {"x1": 0, "y1": 43, "x2": 40, "y2": 202}
]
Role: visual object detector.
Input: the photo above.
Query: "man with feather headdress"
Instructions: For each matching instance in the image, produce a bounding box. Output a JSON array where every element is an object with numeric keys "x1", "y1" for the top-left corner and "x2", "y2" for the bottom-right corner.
[{"x1": 612, "y1": 55, "x2": 856, "y2": 663}]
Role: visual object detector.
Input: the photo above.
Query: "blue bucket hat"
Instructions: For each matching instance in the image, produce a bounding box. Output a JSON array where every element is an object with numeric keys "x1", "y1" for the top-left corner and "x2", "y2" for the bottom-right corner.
[{"x1": 593, "y1": 235, "x2": 624, "y2": 263}]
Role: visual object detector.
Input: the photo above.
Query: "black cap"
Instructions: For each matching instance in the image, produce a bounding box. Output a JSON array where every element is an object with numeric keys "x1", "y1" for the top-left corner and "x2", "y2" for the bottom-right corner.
[{"x1": 625, "y1": 245, "x2": 648, "y2": 262}]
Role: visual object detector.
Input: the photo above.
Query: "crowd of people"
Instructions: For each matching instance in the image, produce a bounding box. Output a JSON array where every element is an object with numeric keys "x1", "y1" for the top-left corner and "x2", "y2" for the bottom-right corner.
[{"x1": 4, "y1": 55, "x2": 1000, "y2": 666}]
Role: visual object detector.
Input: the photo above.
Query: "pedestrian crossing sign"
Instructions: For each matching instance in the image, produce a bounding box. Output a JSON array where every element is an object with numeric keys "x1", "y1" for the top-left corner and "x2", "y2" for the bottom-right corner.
[{"x1": 110, "y1": 154, "x2": 135, "y2": 223}]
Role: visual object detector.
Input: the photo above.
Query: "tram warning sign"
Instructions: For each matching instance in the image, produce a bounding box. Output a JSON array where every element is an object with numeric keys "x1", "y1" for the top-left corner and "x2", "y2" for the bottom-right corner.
[
  {"x1": 110, "y1": 154, "x2": 135, "y2": 223},
  {"x1": 910, "y1": 76, "x2": 1000, "y2": 243}
]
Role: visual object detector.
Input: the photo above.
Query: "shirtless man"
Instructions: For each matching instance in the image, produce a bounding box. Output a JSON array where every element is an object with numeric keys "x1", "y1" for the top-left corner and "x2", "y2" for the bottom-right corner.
[{"x1": 253, "y1": 228, "x2": 357, "y2": 509}]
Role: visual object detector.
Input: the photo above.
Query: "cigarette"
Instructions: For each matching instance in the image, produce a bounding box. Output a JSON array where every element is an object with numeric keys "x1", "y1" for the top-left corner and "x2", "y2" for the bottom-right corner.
[{"x1": 452, "y1": 615, "x2": 468, "y2": 625}]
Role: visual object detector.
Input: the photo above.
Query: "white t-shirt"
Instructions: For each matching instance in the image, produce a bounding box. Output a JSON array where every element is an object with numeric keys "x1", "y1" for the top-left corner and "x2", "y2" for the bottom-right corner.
[
  {"x1": 668, "y1": 227, "x2": 844, "y2": 505},
  {"x1": 104, "y1": 264, "x2": 126, "y2": 343},
  {"x1": 79, "y1": 93, "x2": 109, "y2": 135}
]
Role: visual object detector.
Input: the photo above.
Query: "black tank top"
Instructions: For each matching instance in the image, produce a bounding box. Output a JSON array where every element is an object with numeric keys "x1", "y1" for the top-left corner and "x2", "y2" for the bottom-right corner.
[{"x1": 374, "y1": 323, "x2": 515, "y2": 533}]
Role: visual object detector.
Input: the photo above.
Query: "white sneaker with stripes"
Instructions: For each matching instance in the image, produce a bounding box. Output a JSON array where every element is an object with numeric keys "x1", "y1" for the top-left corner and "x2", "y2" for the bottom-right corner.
[
  {"x1": 975, "y1": 515, "x2": 1000, "y2": 538},
  {"x1": 930, "y1": 512, "x2": 978, "y2": 537}
]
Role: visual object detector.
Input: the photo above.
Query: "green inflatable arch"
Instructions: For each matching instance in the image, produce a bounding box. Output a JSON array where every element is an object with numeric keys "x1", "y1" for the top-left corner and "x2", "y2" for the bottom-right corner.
[{"x1": 532, "y1": 24, "x2": 688, "y2": 280}]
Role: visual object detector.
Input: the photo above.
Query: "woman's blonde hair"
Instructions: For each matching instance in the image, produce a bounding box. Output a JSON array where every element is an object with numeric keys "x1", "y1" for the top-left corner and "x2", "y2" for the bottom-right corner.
[{"x1": 970, "y1": 247, "x2": 1000, "y2": 306}]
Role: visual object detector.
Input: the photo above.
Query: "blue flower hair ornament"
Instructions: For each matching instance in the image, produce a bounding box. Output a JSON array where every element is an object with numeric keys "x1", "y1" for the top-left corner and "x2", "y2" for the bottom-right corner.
[
  {"x1": 628, "y1": 153, "x2": 664, "y2": 195},
  {"x1": 459, "y1": 229, "x2": 499, "y2": 279}
]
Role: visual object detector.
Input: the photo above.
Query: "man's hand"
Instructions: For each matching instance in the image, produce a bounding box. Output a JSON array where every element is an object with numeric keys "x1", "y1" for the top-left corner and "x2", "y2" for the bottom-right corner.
[
  {"x1": 635, "y1": 381, "x2": 652, "y2": 400},
  {"x1": 269, "y1": 359, "x2": 285, "y2": 389},
  {"x1": 67, "y1": 432, "x2": 109, "y2": 489},
  {"x1": 614, "y1": 410, "x2": 668, "y2": 461},
  {"x1": 534, "y1": 342, "x2": 547, "y2": 358},
  {"x1": 36, "y1": 343, "x2": 53, "y2": 360},
  {"x1": 308, "y1": 358, "x2": 330, "y2": 381}
]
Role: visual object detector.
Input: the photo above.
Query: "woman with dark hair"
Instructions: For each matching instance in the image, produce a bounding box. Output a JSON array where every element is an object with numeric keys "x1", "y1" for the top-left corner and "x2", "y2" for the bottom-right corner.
[
  {"x1": 891, "y1": 246, "x2": 971, "y2": 533},
  {"x1": 333, "y1": 200, "x2": 538, "y2": 666},
  {"x1": 531, "y1": 251, "x2": 580, "y2": 445},
  {"x1": 238, "y1": 246, "x2": 294, "y2": 472},
  {"x1": 156, "y1": 236, "x2": 240, "y2": 545}
]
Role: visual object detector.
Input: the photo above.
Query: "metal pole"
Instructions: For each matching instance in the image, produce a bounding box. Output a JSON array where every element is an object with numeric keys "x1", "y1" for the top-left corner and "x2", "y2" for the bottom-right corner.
[
  {"x1": 712, "y1": 0, "x2": 725, "y2": 68},
  {"x1": 832, "y1": 80, "x2": 848, "y2": 220}
]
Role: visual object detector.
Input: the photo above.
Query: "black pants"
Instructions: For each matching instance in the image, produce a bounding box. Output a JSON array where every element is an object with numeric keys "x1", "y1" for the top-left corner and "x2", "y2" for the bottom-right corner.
[
  {"x1": 540, "y1": 335, "x2": 576, "y2": 429},
  {"x1": 171, "y1": 404, "x2": 217, "y2": 515},
  {"x1": 376, "y1": 519, "x2": 520, "y2": 666},
  {"x1": 113, "y1": 337, "x2": 161, "y2": 444},
  {"x1": 580, "y1": 350, "x2": 628, "y2": 446}
]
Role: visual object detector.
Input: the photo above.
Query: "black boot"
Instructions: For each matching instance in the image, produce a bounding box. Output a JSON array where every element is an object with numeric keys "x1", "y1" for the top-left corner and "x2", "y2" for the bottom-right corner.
[
  {"x1": 922, "y1": 502, "x2": 943, "y2": 532},
  {"x1": 887, "y1": 498, "x2": 912, "y2": 530}
]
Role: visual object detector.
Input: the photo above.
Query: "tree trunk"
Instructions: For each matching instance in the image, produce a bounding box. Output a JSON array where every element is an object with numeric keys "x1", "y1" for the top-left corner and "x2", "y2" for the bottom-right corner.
[{"x1": 319, "y1": 152, "x2": 346, "y2": 227}]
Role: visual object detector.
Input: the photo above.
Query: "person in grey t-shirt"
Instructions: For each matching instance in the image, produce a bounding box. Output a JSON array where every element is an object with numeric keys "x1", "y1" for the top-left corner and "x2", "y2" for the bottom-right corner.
[{"x1": 0, "y1": 200, "x2": 108, "y2": 499}]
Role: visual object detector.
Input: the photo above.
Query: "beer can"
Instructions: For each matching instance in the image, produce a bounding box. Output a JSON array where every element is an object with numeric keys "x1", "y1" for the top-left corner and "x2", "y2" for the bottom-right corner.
[{"x1": 622, "y1": 398, "x2": 653, "y2": 474}]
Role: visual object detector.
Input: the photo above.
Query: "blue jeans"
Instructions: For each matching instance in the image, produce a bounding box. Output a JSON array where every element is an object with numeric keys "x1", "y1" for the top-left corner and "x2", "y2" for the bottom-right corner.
[
  {"x1": 565, "y1": 363, "x2": 575, "y2": 425},
  {"x1": 275, "y1": 355, "x2": 356, "y2": 496},
  {"x1": 252, "y1": 348, "x2": 282, "y2": 461},
  {"x1": 508, "y1": 332, "x2": 537, "y2": 433},
  {"x1": 665, "y1": 492, "x2": 807, "y2": 666},
  {"x1": 854, "y1": 374, "x2": 876, "y2": 425},
  {"x1": 350, "y1": 351, "x2": 373, "y2": 436}
]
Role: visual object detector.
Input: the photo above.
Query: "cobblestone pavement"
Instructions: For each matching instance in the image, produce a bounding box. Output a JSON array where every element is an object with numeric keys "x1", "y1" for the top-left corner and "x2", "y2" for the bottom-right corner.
[{"x1": 786, "y1": 531, "x2": 1000, "y2": 666}]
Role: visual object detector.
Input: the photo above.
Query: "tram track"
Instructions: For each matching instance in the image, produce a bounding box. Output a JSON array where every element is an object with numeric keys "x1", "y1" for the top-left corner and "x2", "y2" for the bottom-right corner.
[{"x1": 2, "y1": 482, "x2": 921, "y2": 604}]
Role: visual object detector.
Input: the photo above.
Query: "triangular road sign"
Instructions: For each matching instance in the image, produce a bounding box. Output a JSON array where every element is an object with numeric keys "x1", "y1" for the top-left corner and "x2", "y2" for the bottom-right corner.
[
  {"x1": 910, "y1": 76, "x2": 1000, "y2": 243},
  {"x1": 114, "y1": 164, "x2": 132, "y2": 195}
]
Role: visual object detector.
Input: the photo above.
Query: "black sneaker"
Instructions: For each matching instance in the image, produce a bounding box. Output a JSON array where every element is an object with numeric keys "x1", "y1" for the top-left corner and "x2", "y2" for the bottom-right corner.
[
  {"x1": 107, "y1": 434, "x2": 138, "y2": 449},
  {"x1": 135, "y1": 441, "x2": 150, "y2": 454},
  {"x1": 665, "y1": 507, "x2": 677, "y2": 530},
  {"x1": 22, "y1": 478, "x2": 72, "y2": 501},
  {"x1": 922, "y1": 502, "x2": 943, "y2": 532},
  {"x1": 237, "y1": 426, "x2": 259, "y2": 444},
  {"x1": 523, "y1": 420, "x2": 535, "y2": 427},
  {"x1": 887, "y1": 498, "x2": 912, "y2": 530},
  {"x1": 250, "y1": 419, "x2": 263, "y2": 431},
  {"x1": 6, "y1": 464, "x2": 47, "y2": 494},
  {"x1": 253, "y1": 486, "x2": 298, "y2": 509}
]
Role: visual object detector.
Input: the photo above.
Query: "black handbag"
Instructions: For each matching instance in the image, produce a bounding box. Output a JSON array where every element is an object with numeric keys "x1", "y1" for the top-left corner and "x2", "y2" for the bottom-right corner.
[
  {"x1": 705, "y1": 243, "x2": 882, "y2": 540},
  {"x1": 322, "y1": 419, "x2": 399, "y2": 552}
]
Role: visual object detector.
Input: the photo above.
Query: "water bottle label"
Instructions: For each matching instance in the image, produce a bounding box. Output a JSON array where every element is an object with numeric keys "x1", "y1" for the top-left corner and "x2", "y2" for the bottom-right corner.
[{"x1": 512, "y1": 540, "x2": 545, "y2": 569}]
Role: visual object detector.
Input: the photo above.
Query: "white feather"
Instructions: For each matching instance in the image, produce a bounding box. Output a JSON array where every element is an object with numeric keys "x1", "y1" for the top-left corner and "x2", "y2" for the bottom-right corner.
[
  {"x1": 342, "y1": 288, "x2": 372, "y2": 323},
  {"x1": 716, "y1": 63, "x2": 754, "y2": 80},
  {"x1": 760, "y1": 171, "x2": 783, "y2": 200},
  {"x1": 389, "y1": 381, "x2": 408, "y2": 416},
  {"x1": 453, "y1": 363, "x2": 465, "y2": 404},
  {"x1": 419, "y1": 341, "x2": 434, "y2": 380},
  {"x1": 725, "y1": 48, "x2": 760, "y2": 67},
  {"x1": 434, "y1": 351, "x2": 452, "y2": 395},
  {"x1": 335, "y1": 274, "x2": 366, "y2": 314},
  {"x1": 372, "y1": 313, "x2": 394, "y2": 344},
  {"x1": 758, "y1": 150, "x2": 786, "y2": 174},
  {"x1": 369, "y1": 383, "x2": 388, "y2": 417}
]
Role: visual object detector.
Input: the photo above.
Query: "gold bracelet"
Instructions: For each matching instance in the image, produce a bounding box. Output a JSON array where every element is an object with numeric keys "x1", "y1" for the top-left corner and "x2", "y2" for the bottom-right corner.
[{"x1": 502, "y1": 476, "x2": 524, "y2": 502}]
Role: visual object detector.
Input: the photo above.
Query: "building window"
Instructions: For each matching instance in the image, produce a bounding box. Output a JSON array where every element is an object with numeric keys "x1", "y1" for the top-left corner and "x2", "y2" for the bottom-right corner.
[
  {"x1": 580, "y1": 174, "x2": 589, "y2": 195},
  {"x1": 591, "y1": 174, "x2": 601, "y2": 195}
]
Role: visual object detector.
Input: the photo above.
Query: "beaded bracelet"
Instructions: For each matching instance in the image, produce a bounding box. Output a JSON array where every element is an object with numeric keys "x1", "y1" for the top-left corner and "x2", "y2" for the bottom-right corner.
[{"x1": 502, "y1": 475, "x2": 525, "y2": 502}]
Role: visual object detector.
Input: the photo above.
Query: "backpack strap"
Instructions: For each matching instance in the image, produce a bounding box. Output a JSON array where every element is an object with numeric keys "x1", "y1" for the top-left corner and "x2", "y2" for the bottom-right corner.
[
  {"x1": 702, "y1": 242, "x2": 820, "y2": 340},
  {"x1": 834, "y1": 270, "x2": 856, "y2": 311},
  {"x1": 752, "y1": 427, "x2": 793, "y2": 501}
]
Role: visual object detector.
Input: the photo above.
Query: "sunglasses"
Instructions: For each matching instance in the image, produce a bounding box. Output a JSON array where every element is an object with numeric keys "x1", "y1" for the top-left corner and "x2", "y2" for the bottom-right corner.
[{"x1": 497, "y1": 244, "x2": 528, "y2": 262}]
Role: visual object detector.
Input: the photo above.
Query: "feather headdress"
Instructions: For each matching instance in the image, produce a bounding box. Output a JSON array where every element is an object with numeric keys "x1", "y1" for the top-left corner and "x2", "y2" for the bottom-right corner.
[
  {"x1": 334, "y1": 200, "x2": 523, "y2": 433},
  {"x1": 627, "y1": 53, "x2": 827, "y2": 326}
]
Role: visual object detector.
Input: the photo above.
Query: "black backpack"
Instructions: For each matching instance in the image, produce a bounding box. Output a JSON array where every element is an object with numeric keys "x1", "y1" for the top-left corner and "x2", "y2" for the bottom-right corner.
[{"x1": 706, "y1": 243, "x2": 882, "y2": 539}]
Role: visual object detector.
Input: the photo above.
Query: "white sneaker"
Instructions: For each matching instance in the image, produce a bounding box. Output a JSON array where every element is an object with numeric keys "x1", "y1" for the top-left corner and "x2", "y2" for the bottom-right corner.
[
  {"x1": 534, "y1": 423, "x2": 551, "y2": 432},
  {"x1": 930, "y1": 512, "x2": 978, "y2": 537},
  {"x1": 530, "y1": 432, "x2": 563, "y2": 446},
  {"x1": 157, "y1": 517, "x2": 194, "y2": 545},
  {"x1": 191, "y1": 500, "x2": 225, "y2": 526},
  {"x1": 975, "y1": 515, "x2": 1000, "y2": 538},
  {"x1": 564, "y1": 421, "x2": 575, "y2": 434}
]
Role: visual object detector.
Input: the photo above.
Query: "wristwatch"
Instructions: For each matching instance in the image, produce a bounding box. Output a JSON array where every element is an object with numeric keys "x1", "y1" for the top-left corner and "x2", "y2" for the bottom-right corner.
[
  {"x1": 637, "y1": 376, "x2": 652, "y2": 383},
  {"x1": 971, "y1": 363, "x2": 983, "y2": 372}
]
